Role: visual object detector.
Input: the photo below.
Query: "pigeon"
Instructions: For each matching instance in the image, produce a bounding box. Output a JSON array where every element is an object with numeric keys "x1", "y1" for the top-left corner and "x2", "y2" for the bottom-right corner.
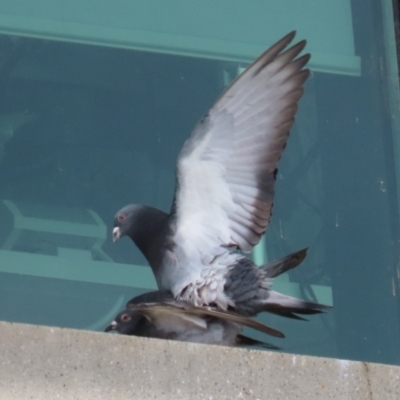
[
  {"x1": 113, "y1": 31, "x2": 330, "y2": 317},
  {"x1": 105, "y1": 290, "x2": 281, "y2": 349}
]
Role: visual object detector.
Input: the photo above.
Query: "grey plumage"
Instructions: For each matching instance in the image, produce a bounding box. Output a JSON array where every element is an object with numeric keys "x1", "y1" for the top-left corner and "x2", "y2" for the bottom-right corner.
[
  {"x1": 105, "y1": 290, "x2": 281, "y2": 349},
  {"x1": 113, "y1": 32, "x2": 330, "y2": 319},
  {"x1": 223, "y1": 250, "x2": 328, "y2": 319}
]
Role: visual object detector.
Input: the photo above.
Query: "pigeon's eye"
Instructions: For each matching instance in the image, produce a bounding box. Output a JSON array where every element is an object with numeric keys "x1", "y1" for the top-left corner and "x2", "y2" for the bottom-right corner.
[
  {"x1": 118, "y1": 214, "x2": 126, "y2": 222},
  {"x1": 121, "y1": 314, "x2": 131, "y2": 322}
]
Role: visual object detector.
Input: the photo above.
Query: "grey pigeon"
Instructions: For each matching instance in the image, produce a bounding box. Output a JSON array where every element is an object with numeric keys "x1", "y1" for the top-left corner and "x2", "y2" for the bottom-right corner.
[
  {"x1": 113, "y1": 32, "x2": 329, "y2": 317},
  {"x1": 105, "y1": 290, "x2": 281, "y2": 349}
]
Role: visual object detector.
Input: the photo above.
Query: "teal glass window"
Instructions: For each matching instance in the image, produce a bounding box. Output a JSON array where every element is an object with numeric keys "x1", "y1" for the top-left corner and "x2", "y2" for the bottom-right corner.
[{"x1": 0, "y1": 0, "x2": 399, "y2": 365}]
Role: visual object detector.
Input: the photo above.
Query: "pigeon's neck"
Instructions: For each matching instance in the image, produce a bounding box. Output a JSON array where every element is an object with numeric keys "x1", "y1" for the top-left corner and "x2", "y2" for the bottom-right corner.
[{"x1": 128, "y1": 206, "x2": 171, "y2": 276}]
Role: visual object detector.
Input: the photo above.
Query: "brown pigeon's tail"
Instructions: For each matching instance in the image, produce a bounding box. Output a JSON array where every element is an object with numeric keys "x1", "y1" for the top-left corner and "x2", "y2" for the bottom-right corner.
[
  {"x1": 235, "y1": 334, "x2": 280, "y2": 350},
  {"x1": 261, "y1": 291, "x2": 331, "y2": 321}
]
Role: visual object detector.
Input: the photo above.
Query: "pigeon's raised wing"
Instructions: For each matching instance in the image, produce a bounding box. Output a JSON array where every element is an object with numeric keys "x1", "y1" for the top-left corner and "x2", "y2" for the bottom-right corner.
[
  {"x1": 172, "y1": 32, "x2": 310, "y2": 267},
  {"x1": 127, "y1": 299, "x2": 285, "y2": 338}
]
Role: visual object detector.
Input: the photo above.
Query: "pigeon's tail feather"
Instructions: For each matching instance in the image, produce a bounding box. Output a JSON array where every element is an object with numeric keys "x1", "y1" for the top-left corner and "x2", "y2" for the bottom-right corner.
[
  {"x1": 224, "y1": 252, "x2": 331, "y2": 319},
  {"x1": 262, "y1": 291, "x2": 331, "y2": 320},
  {"x1": 259, "y1": 248, "x2": 308, "y2": 278},
  {"x1": 235, "y1": 334, "x2": 280, "y2": 350}
]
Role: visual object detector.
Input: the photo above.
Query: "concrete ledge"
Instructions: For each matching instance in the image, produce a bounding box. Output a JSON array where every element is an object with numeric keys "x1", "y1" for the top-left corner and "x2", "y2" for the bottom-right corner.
[{"x1": 0, "y1": 321, "x2": 399, "y2": 399}]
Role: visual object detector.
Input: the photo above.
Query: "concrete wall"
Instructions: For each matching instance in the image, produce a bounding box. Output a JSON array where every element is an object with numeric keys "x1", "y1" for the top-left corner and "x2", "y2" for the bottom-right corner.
[{"x1": 0, "y1": 321, "x2": 399, "y2": 399}]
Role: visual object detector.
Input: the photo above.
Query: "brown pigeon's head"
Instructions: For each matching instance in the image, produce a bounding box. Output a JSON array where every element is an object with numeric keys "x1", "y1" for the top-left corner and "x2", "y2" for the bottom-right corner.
[{"x1": 104, "y1": 309, "x2": 145, "y2": 335}]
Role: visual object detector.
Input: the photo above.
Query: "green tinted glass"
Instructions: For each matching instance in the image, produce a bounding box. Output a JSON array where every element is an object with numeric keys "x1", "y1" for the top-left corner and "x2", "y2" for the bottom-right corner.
[{"x1": 0, "y1": 0, "x2": 399, "y2": 365}]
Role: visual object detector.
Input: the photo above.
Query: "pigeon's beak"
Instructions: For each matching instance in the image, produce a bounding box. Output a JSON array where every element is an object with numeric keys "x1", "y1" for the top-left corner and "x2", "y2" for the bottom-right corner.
[
  {"x1": 104, "y1": 321, "x2": 117, "y2": 332},
  {"x1": 112, "y1": 227, "x2": 121, "y2": 243}
]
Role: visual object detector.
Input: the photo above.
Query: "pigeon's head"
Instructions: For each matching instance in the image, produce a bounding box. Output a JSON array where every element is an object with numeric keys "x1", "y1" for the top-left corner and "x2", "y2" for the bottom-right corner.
[
  {"x1": 112, "y1": 204, "x2": 145, "y2": 243},
  {"x1": 104, "y1": 309, "x2": 145, "y2": 335}
]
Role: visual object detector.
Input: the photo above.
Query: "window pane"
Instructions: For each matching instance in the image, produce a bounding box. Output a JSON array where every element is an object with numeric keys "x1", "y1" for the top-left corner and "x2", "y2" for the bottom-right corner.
[{"x1": 0, "y1": 0, "x2": 399, "y2": 365}]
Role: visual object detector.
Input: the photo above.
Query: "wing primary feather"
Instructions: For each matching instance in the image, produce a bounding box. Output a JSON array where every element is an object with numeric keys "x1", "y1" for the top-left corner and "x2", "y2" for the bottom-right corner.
[{"x1": 189, "y1": 306, "x2": 285, "y2": 338}]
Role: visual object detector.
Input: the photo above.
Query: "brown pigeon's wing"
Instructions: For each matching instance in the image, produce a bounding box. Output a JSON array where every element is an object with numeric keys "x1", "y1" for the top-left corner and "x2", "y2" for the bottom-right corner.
[{"x1": 129, "y1": 301, "x2": 285, "y2": 338}]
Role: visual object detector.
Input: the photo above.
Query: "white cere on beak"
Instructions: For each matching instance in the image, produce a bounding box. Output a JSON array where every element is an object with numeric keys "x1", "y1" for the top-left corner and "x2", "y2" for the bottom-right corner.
[
  {"x1": 112, "y1": 227, "x2": 121, "y2": 242},
  {"x1": 105, "y1": 321, "x2": 117, "y2": 332}
]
